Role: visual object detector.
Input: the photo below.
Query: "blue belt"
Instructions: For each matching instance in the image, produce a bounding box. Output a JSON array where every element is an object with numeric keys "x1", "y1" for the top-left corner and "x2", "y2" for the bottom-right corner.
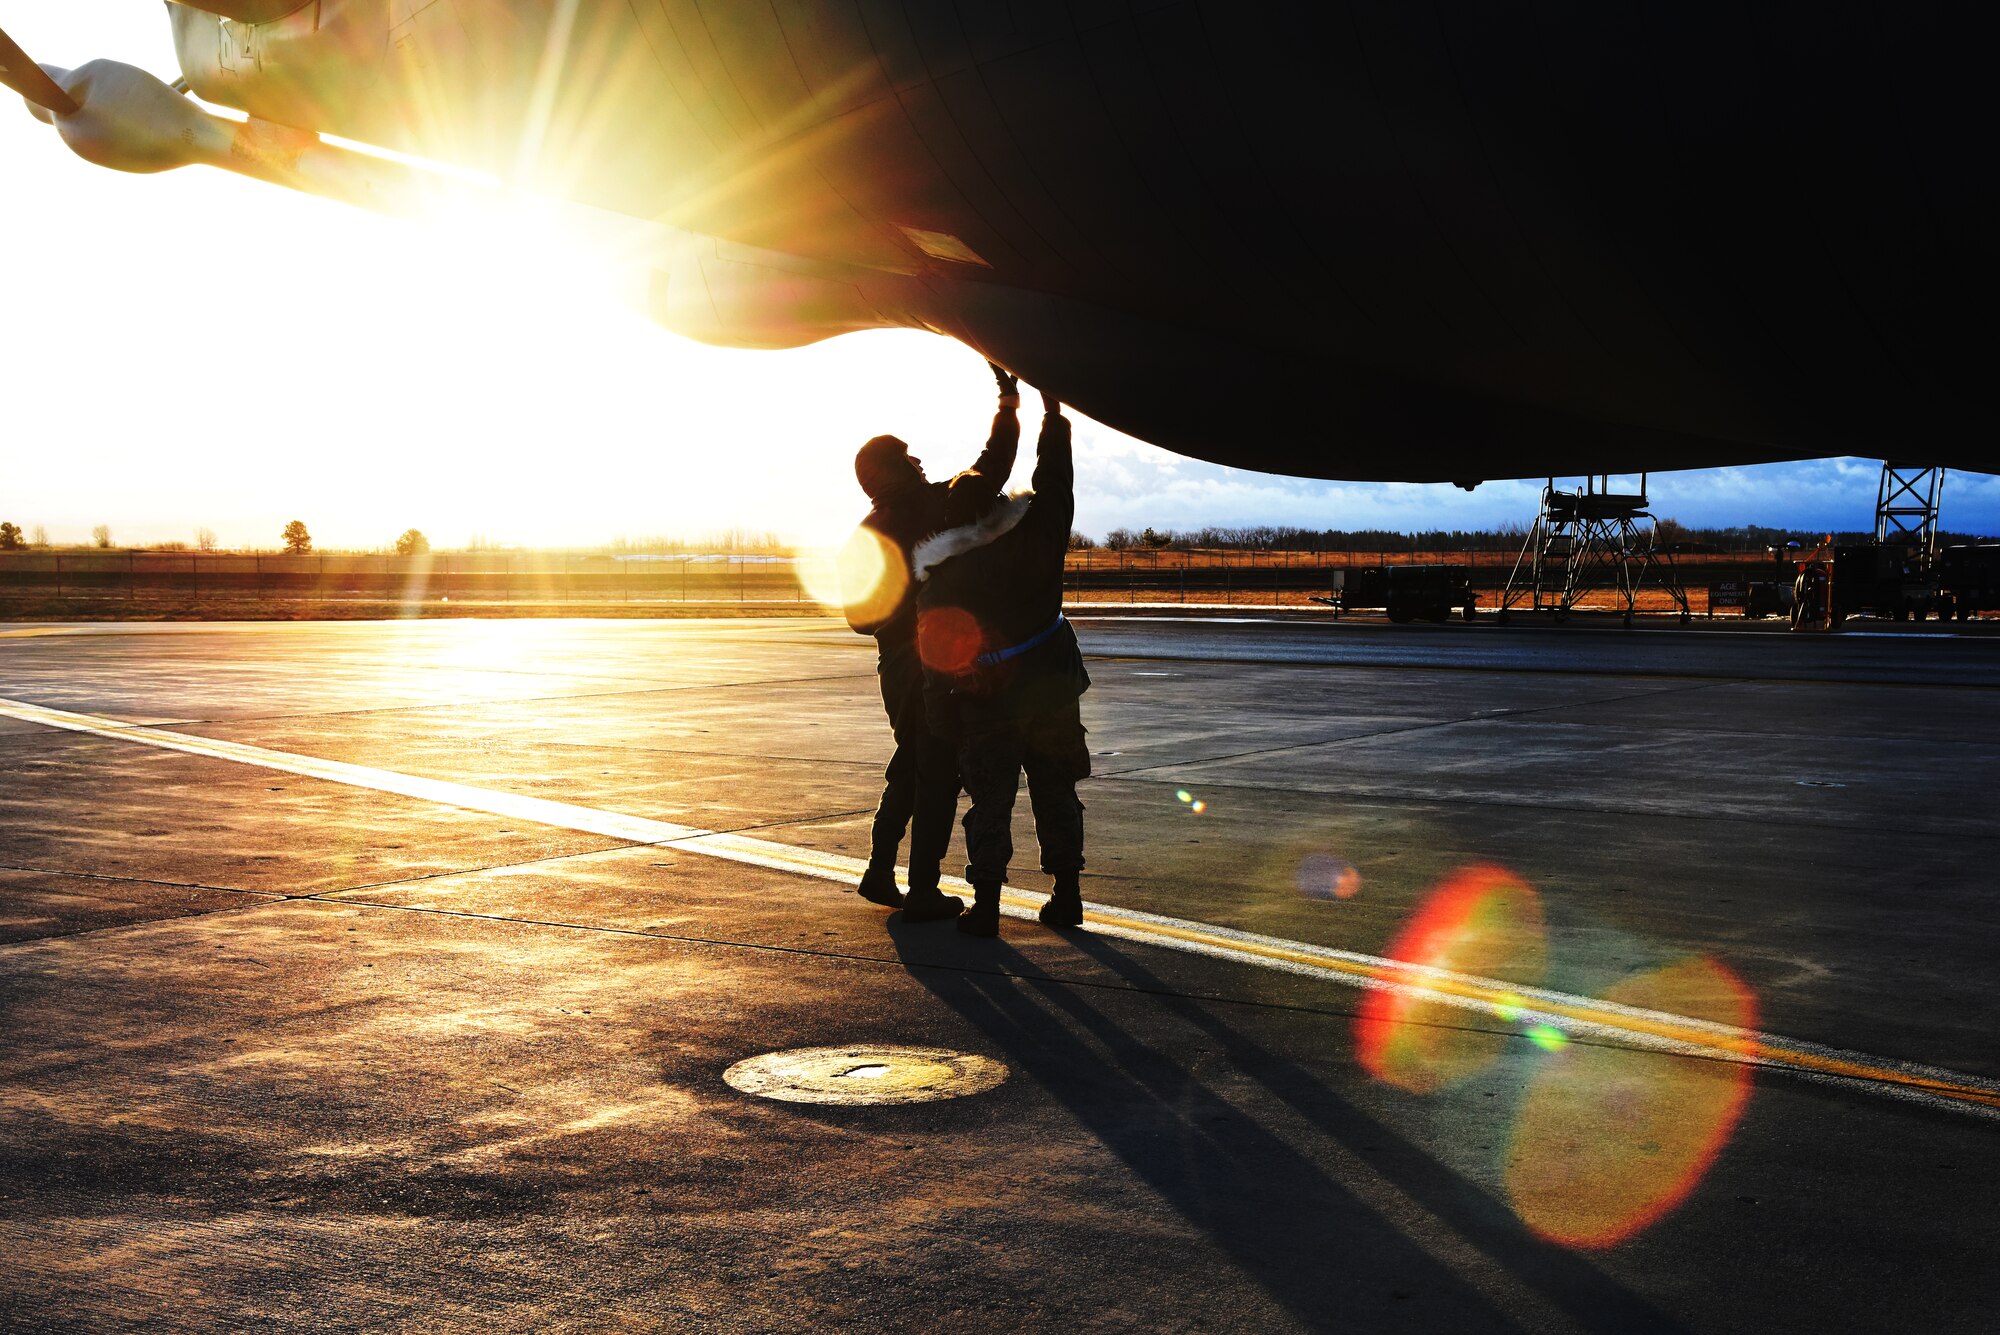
[{"x1": 975, "y1": 616, "x2": 1067, "y2": 668}]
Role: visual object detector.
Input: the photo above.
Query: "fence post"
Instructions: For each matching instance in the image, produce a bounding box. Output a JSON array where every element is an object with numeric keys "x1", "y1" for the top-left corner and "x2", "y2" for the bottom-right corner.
[{"x1": 54, "y1": 554, "x2": 61, "y2": 601}]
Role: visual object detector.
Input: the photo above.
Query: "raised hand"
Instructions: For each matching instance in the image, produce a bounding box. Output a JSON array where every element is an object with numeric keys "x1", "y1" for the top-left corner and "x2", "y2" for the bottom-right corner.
[{"x1": 988, "y1": 361, "x2": 1021, "y2": 408}]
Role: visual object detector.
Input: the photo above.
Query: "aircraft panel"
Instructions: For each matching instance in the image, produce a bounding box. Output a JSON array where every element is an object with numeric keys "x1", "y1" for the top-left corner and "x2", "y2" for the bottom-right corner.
[
  {"x1": 624, "y1": 1, "x2": 742, "y2": 158},
  {"x1": 887, "y1": 80, "x2": 1060, "y2": 276},
  {"x1": 766, "y1": 0, "x2": 897, "y2": 118}
]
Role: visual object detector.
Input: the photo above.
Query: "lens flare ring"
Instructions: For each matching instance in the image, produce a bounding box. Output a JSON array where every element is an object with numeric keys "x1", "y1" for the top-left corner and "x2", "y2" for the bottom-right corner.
[
  {"x1": 1355, "y1": 864, "x2": 1549, "y2": 1094},
  {"x1": 1505, "y1": 956, "x2": 1758, "y2": 1249}
]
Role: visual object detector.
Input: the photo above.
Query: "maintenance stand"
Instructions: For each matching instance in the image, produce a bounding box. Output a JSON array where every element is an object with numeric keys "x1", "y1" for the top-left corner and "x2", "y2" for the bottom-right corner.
[
  {"x1": 1828, "y1": 463, "x2": 1951, "y2": 623},
  {"x1": 1497, "y1": 475, "x2": 1691, "y2": 626}
]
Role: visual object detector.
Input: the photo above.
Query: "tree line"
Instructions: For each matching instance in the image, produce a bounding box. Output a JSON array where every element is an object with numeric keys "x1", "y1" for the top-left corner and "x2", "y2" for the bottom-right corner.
[
  {"x1": 4, "y1": 519, "x2": 1990, "y2": 556},
  {"x1": 0, "y1": 521, "x2": 429, "y2": 555},
  {"x1": 1073, "y1": 522, "x2": 1996, "y2": 552}
]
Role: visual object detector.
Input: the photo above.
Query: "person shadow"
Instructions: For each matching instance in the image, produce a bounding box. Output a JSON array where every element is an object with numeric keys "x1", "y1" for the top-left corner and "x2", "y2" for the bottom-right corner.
[{"x1": 884, "y1": 916, "x2": 1684, "y2": 1334}]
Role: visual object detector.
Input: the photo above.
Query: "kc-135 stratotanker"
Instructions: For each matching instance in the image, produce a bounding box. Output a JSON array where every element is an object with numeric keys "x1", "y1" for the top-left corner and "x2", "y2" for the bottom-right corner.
[{"x1": 5, "y1": 3, "x2": 1991, "y2": 483}]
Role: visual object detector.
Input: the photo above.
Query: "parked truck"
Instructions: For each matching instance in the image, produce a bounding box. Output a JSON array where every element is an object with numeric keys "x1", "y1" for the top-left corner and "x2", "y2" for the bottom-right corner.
[
  {"x1": 1937, "y1": 544, "x2": 2000, "y2": 620},
  {"x1": 1320, "y1": 564, "x2": 1477, "y2": 623},
  {"x1": 1830, "y1": 542, "x2": 1944, "y2": 623}
]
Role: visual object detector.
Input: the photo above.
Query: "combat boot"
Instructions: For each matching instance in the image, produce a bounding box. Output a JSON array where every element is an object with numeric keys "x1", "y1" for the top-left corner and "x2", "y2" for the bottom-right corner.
[
  {"x1": 856, "y1": 866, "x2": 906, "y2": 909},
  {"x1": 957, "y1": 881, "x2": 1003, "y2": 937},
  {"x1": 1039, "y1": 874, "x2": 1084, "y2": 929},
  {"x1": 900, "y1": 886, "x2": 964, "y2": 923}
]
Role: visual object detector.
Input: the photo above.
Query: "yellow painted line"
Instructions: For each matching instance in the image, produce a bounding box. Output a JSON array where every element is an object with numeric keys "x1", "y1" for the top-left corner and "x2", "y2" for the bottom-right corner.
[
  {"x1": 3, "y1": 693, "x2": 1998, "y2": 1121},
  {"x1": 0, "y1": 695, "x2": 703, "y2": 845}
]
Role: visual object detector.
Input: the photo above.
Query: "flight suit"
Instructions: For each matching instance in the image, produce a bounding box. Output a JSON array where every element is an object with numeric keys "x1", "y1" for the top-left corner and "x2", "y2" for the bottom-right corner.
[
  {"x1": 845, "y1": 409, "x2": 1017, "y2": 897},
  {"x1": 912, "y1": 410, "x2": 1089, "y2": 911}
]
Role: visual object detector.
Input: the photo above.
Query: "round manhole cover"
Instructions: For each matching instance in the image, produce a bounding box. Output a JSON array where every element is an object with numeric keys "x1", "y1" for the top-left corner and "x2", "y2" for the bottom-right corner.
[{"x1": 723, "y1": 1045, "x2": 1008, "y2": 1105}]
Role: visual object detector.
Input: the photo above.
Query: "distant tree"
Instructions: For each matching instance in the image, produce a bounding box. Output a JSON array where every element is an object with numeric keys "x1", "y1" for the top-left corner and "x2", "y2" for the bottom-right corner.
[
  {"x1": 1139, "y1": 526, "x2": 1173, "y2": 548},
  {"x1": 195, "y1": 527, "x2": 219, "y2": 552},
  {"x1": 30, "y1": 525, "x2": 48, "y2": 548},
  {"x1": 394, "y1": 528, "x2": 431, "y2": 556},
  {"x1": 1067, "y1": 530, "x2": 1097, "y2": 550},
  {"x1": 92, "y1": 524, "x2": 112, "y2": 549},
  {"x1": 1103, "y1": 527, "x2": 1139, "y2": 551},
  {"x1": 282, "y1": 520, "x2": 312, "y2": 554},
  {"x1": 0, "y1": 523, "x2": 22, "y2": 551}
]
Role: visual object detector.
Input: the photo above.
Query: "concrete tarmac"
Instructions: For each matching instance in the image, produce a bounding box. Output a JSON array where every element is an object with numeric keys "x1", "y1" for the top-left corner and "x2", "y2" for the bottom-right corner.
[{"x1": 1, "y1": 616, "x2": 1996, "y2": 1332}]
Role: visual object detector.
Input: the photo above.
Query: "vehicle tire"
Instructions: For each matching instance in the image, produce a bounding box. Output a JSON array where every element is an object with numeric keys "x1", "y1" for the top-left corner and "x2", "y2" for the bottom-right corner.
[
  {"x1": 1462, "y1": 602, "x2": 1476, "y2": 623},
  {"x1": 1496, "y1": 609, "x2": 1510, "y2": 625},
  {"x1": 1387, "y1": 606, "x2": 1412, "y2": 625}
]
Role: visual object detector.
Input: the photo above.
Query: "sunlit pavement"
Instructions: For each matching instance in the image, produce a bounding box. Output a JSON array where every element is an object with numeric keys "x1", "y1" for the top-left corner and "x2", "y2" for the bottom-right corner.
[{"x1": 2, "y1": 617, "x2": 1997, "y2": 1333}]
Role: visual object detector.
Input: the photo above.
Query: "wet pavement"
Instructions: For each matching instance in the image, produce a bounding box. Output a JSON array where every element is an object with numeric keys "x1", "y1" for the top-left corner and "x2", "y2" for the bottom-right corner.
[{"x1": 1, "y1": 616, "x2": 1996, "y2": 1332}]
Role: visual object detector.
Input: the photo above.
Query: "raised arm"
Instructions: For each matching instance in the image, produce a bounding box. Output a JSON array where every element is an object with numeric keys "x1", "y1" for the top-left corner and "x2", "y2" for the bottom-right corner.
[
  {"x1": 1030, "y1": 391, "x2": 1072, "y2": 500},
  {"x1": 1027, "y1": 391, "x2": 1074, "y2": 542},
  {"x1": 965, "y1": 361, "x2": 1021, "y2": 483}
]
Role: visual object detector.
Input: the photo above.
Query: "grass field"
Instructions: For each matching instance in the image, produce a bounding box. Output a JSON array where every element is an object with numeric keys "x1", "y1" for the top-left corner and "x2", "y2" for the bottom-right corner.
[{"x1": 0, "y1": 546, "x2": 1798, "y2": 620}]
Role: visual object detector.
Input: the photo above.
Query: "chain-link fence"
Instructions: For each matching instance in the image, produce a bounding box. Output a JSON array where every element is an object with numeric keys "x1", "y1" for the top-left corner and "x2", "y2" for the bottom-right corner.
[{"x1": 0, "y1": 547, "x2": 1784, "y2": 613}]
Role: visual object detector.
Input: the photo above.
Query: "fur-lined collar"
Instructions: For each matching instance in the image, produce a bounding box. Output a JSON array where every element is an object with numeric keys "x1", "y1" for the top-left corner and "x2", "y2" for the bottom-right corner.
[{"x1": 911, "y1": 492, "x2": 1034, "y2": 581}]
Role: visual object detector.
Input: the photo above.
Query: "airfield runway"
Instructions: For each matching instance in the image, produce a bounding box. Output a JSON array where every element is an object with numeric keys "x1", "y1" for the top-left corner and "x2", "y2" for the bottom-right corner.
[{"x1": 1, "y1": 616, "x2": 1996, "y2": 1333}]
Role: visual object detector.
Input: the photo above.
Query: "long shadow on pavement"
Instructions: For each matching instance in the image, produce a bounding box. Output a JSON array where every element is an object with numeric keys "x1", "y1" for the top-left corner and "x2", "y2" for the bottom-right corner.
[{"x1": 887, "y1": 918, "x2": 1683, "y2": 1334}]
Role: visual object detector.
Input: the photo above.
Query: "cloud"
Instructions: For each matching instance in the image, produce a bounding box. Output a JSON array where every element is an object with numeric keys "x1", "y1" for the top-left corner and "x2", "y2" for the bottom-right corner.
[{"x1": 1069, "y1": 440, "x2": 2000, "y2": 539}]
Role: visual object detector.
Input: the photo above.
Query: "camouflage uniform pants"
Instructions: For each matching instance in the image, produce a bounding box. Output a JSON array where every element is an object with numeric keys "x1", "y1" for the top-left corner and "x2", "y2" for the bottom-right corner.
[
  {"x1": 957, "y1": 691, "x2": 1089, "y2": 886},
  {"x1": 871, "y1": 646, "x2": 960, "y2": 891}
]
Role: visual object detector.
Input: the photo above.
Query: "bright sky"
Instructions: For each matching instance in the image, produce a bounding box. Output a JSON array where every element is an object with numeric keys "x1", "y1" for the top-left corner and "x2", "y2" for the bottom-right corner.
[{"x1": 5, "y1": 5, "x2": 1995, "y2": 550}]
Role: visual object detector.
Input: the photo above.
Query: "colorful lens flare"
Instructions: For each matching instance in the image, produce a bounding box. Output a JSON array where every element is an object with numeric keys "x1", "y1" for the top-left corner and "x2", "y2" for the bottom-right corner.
[
  {"x1": 1525, "y1": 1025, "x2": 1569, "y2": 1052},
  {"x1": 1505, "y1": 956, "x2": 1757, "y2": 1249},
  {"x1": 916, "y1": 606, "x2": 985, "y2": 677},
  {"x1": 804, "y1": 527, "x2": 907, "y2": 627},
  {"x1": 1355, "y1": 865, "x2": 1548, "y2": 1094},
  {"x1": 1296, "y1": 854, "x2": 1362, "y2": 900}
]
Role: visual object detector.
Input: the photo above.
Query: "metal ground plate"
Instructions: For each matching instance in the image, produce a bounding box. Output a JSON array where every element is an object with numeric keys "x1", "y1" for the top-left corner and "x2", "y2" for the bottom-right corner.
[{"x1": 723, "y1": 1045, "x2": 1009, "y2": 1105}]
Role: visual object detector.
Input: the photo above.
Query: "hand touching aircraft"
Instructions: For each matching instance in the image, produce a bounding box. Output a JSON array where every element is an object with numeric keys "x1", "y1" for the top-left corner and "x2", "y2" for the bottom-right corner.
[{"x1": 4, "y1": 3, "x2": 1991, "y2": 483}]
